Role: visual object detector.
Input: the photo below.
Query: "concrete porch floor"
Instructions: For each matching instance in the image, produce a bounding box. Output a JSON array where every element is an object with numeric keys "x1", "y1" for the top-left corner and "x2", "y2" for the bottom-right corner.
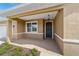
[{"x1": 12, "y1": 39, "x2": 62, "y2": 56}]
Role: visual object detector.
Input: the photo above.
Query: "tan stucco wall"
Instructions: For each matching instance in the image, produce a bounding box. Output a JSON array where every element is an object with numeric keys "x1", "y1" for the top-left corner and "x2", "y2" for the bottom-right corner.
[
  {"x1": 38, "y1": 19, "x2": 44, "y2": 33},
  {"x1": 24, "y1": 34, "x2": 43, "y2": 40},
  {"x1": 53, "y1": 9, "x2": 63, "y2": 52},
  {"x1": 63, "y1": 4, "x2": 79, "y2": 55},
  {"x1": 16, "y1": 19, "x2": 25, "y2": 39},
  {"x1": 51, "y1": 4, "x2": 79, "y2": 56},
  {"x1": 64, "y1": 4, "x2": 79, "y2": 39},
  {"x1": 7, "y1": 20, "x2": 12, "y2": 42},
  {"x1": 54, "y1": 9, "x2": 63, "y2": 38},
  {"x1": 64, "y1": 42, "x2": 79, "y2": 56},
  {"x1": 17, "y1": 20, "x2": 25, "y2": 33}
]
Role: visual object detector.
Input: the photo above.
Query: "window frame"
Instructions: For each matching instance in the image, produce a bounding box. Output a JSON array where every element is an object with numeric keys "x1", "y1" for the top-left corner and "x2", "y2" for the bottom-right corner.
[{"x1": 25, "y1": 21, "x2": 38, "y2": 33}]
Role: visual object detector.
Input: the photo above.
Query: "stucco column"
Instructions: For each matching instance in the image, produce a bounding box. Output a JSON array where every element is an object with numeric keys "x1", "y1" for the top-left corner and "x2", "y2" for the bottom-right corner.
[
  {"x1": 53, "y1": 9, "x2": 64, "y2": 54},
  {"x1": 7, "y1": 18, "x2": 12, "y2": 43}
]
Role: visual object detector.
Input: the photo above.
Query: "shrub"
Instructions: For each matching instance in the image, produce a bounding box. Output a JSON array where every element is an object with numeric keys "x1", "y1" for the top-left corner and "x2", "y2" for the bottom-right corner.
[
  {"x1": 31, "y1": 48, "x2": 38, "y2": 56},
  {"x1": 25, "y1": 48, "x2": 39, "y2": 56},
  {"x1": 12, "y1": 47, "x2": 23, "y2": 56},
  {"x1": 26, "y1": 53, "x2": 32, "y2": 56}
]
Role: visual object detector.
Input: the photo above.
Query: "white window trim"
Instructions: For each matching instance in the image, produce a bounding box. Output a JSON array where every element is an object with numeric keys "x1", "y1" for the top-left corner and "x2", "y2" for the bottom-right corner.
[{"x1": 25, "y1": 21, "x2": 38, "y2": 33}]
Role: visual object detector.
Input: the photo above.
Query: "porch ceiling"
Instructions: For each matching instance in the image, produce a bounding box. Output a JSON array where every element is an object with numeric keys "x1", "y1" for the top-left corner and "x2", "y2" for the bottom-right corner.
[{"x1": 20, "y1": 11, "x2": 58, "y2": 20}]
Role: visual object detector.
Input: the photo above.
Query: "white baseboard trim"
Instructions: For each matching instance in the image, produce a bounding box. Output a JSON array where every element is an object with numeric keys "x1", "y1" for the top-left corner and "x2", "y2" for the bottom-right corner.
[{"x1": 55, "y1": 33, "x2": 79, "y2": 44}]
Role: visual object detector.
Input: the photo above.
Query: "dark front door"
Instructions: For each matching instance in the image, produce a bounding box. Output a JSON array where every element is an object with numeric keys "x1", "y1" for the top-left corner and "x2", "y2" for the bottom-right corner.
[{"x1": 46, "y1": 22, "x2": 52, "y2": 38}]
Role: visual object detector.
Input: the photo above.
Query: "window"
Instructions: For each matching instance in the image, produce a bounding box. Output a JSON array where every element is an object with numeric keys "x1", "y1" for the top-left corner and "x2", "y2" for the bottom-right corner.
[
  {"x1": 32, "y1": 22, "x2": 37, "y2": 32},
  {"x1": 27, "y1": 23, "x2": 31, "y2": 32},
  {"x1": 26, "y1": 21, "x2": 38, "y2": 33}
]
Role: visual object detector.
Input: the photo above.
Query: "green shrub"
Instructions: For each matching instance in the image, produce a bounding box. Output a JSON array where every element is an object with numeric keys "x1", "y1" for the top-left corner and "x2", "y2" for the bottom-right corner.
[
  {"x1": 25, "y1": 48, "x2": 39, "y2": 56},
  {"x1": 26, "y1": 53, "x2": 32, "y2": 56},
  {"x1": 13, "y1": 51, "x2": 22, "y2": 56},
  {"x1": 12, "y1": 47, "x2": 23, "y2": 56},
  {"x1": 15, "y1": 47, "x2": 22, "y2": 51},
  {"x1": 31, "y1": 48, "x2": 38, "y2": 56}
]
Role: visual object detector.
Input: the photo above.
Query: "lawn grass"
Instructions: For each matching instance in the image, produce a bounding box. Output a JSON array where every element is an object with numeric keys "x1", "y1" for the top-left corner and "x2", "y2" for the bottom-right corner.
[{"x1": 0, "y1": 42, "x2": 40, "y2": 56}]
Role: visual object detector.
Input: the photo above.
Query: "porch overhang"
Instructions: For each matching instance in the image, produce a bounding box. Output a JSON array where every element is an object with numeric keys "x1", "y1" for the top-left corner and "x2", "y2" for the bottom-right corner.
[
  {"x1": 9, "y1": 4, "x2": 63, "y2": 18},
  {"x1": 0, "y1": 3, "x2": 63, "y2": 18},
  {"x1": 19, "y1": 11, "x2": 58, "y2": 20}
]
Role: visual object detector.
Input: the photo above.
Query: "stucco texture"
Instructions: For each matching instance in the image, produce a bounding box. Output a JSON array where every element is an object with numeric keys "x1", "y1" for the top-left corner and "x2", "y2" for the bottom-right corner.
[
  {"x1": 64, "y1": 4, "x2": 79, "y2": 39},
  {"x1": 53, "y1": 9, "x2": 63, "y2": 53}
]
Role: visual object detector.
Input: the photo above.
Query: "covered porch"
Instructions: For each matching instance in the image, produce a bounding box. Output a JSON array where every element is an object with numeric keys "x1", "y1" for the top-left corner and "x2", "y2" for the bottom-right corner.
[{"x1": 7, "y1": 4, "x2": 64, "y2": 56}]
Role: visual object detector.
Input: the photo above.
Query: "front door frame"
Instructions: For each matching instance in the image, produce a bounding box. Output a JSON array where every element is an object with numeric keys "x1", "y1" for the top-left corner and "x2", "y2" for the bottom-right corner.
[{"x1": 45, "y1": 20, "x2": 53, "y2": 39}]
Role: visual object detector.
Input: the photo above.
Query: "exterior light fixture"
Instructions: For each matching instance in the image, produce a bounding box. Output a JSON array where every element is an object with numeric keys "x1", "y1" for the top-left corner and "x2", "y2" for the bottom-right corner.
[{"x1": 47, "y1": 14, "x2": 50, "y2": 21}]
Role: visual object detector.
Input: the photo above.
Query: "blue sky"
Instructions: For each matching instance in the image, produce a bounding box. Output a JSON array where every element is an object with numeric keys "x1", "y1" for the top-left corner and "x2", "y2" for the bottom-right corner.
[{"x1": 0, "y1": 3, "x2": 21, "y2": 10}]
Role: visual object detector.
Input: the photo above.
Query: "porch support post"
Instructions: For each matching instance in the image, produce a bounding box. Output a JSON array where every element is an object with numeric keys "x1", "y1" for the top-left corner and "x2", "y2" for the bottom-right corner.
[
  {"x1": 7, "y1": 18, "x2": 12, "y2": 43},
  {"x1": 43, "y1": 19, "x2": 45, "y2": 39}
]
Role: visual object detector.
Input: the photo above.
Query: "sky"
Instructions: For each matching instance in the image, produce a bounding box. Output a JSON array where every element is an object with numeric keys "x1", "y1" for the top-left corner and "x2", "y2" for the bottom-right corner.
[
  {"x1": 0, "y1": 3, "x2": 21, "y2": 11},
  {"x1": 0, "y1": 3, "x2": 22, "y2": 21}
]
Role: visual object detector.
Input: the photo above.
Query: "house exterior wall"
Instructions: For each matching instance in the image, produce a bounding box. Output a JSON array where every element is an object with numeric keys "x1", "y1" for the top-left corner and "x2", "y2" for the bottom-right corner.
[
  {"x1": 49, "y1": 4, "x2": 79, "y2": 55},
  {"x1": 24, "y1": 19, "x2": 44, "y2": 40},
  {"x1": 64, "y1": 4, "x2": 79, "y2": 39},
  {"x1": 7, "y1": 19, "x2": 12, "y2": 42},
  {"x1": 53, "y1": 9, "x2": 63, "y2": 53},
  {"x1": 13, "y1": 18, "x2": 45, "y2": 40},
  {"x1": 38, "y1": 19, "x2": 44, "y2": 33},
  {"x1": 24, "y1": 34, "x2": 43, "y2": 39},
  {"x1": 16, "y1": 19, "x2": 25, "y2": 39},
  {"x1": 63, "y1": 4, "x2": 79, "y2": 55},
  {"x1": 8, "y1": 4, "x2": 79, "y2": 55},
  {"x1": 17, "y1": 20, "x2": 25, "y2": 33}
]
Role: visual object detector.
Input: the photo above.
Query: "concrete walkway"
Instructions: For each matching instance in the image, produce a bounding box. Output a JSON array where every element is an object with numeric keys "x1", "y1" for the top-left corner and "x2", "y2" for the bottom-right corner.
[
  {"x1": 0, "y1": 38, "x2": 6, "y2": 45},
  {"x1": 12, "y1": 39, "x2": 62, "y2": 56},
  {"x1": 0, "y1": 41, "x2": 4, "y2": 45}
]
